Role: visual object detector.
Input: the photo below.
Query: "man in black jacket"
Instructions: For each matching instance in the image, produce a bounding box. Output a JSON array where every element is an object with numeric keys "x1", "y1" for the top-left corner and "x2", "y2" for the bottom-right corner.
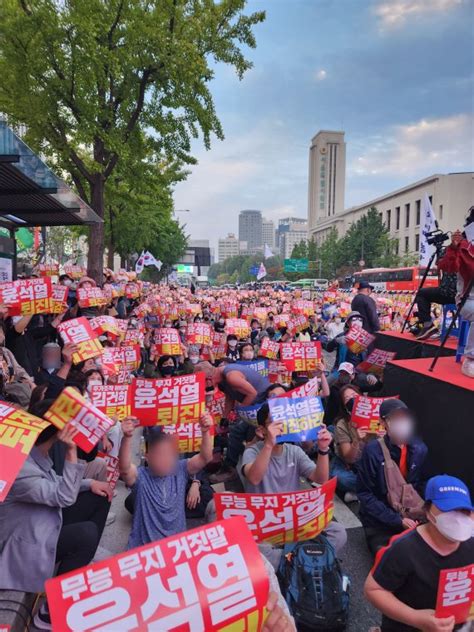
[{"x1": 351, "y1": 281, "x2": 380, "y2": 334}]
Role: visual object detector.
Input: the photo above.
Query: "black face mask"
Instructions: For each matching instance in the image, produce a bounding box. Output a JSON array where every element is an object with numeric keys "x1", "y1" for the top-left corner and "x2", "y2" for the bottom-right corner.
[
  {"x1": 161, "y1": 365, "x2": 175, "y2": 376},
  {"x1": 345, "y1": 397, "x2": 355, "y2": 413},
  {"x1": 205, "y1": 385, "x2": 215, "y2": 393},
  {"x1": 339, "y1": 374, "x2": 351, "y2": 386}
]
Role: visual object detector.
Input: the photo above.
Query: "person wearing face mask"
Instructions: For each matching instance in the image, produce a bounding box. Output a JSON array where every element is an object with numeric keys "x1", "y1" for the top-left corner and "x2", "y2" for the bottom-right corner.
[
  {"x1": 324, "y1": 312, "x2": 366, "y2": 370},
  {"x1": 239, "y1": 342, "x2": 255, "y2": 362},
  {"x1": 84, "y1": 369, "x2": 105, "y2": 394},
  {"x1": 365, "y1": 475, "x2": 473, "y2": 632},
  {"x1": 326, "y1": 314, "x2": 345, "y2": 339},
  {"x1": 214, "y1": 317, "x2": 226, "y2": 333},
  {"x1": 225, "y1": 334, "x2": 240, "y2": 361},
  {"x1": 357, "y1": 399, "x2": 429, "y2": 556}
]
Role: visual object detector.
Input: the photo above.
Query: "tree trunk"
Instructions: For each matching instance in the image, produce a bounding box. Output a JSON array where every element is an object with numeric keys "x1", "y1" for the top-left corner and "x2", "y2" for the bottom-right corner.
[{"x1": 87, "y1": 174, "x2": 105, "y2": 283}]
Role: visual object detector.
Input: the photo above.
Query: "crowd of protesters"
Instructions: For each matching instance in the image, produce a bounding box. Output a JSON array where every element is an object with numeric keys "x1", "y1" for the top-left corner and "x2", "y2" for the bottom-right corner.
[{"x1": 0, "y1": 219, "x2": 472, "y2": 632}]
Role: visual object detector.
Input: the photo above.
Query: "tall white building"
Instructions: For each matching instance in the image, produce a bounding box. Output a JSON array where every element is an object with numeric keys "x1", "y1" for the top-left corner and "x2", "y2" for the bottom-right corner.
[
  {"x1": 278, "y1": 219, "x2": 308, "y2": 259},
  {"x1": 262, "y1": 218, "x2": 275, "y2": 249},
  {"x1": 308, "y1": 130, "x2": 346, "y2": 234},
  {"x1": 218, "y1": 233, "x2": 240, "y2": 262}
]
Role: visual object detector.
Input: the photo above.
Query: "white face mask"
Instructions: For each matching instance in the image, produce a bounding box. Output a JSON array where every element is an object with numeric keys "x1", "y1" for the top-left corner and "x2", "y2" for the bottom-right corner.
[
  {"x1": 351, "y1": 319, "x2": 363, "y2": 328},
  {"x1": 387, "y1": 417, "x2": 413, "y2": 445},
  {"x1": 430, "y1": 510, "x2": 473, "y2": 542},
  {"x1": 228, "y1": 340, "x2": 238, "y2": 348},
  {"x1": 189, "y1": 356, "x2": 199, "y2": 365},
  {"x1": 63, "y1": 279, "x2": 73, "y2": 287},
  {"x1": 335, "y1": 318, "x2": 342, "y2": 325}
]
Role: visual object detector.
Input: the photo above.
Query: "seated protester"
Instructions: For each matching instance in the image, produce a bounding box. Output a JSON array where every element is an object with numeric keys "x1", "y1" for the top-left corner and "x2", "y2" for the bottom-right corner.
[
  {"x1": 324, "y1": 362, "x2": 380, "y2": 426},
  {"x1": 250, "y1": 319, "x2": 261, "y2": 345},
  {"x1": 324, "y1": 311, "x2": 367, "y2": 370},
  {"x1": 241, "y1": 403, "x2": 347, "y2": 555},
  {"x1": 365, "y1": 475, "x2": 473, "y2": 632},
  {"x1": 357, "y1": 399, "x2": 429, "y2": 556},
  {"x1": 119, "y1": 413, "x2": 213, "y2": 547},
  {"x1": 144, "y1": 352, "x2": 192, "y2": 378},
  {"x1": 42, "y1": 343, "x2": 78, "y2": 400},
  {"x1": 84, "y1": 367, "x2": 105, "y2": 398},
  {"x1": 0, "y1": 325, "x2": 35, "y2": 389},
  {"x1": 36, "y1": 342, "x2": 63, "y2": 385},
  {"x1": 296, "y1": 327, "x2": 311, "y2": 342},
  {"x1": 0, "y1": 419, "x2": 106, "y2": 629},
  {"x1": 239, "y1": 342, "x2": 255, "y2": 361},
  {"x1": 225, "y1": 333, "x2": 240, "y2": 361},
  {"x1": 325, "y1": 314, "x2": 344, "y2": 340},
  {"x1": 214, "y1": 316, "x2": 226, "y2": 333}
]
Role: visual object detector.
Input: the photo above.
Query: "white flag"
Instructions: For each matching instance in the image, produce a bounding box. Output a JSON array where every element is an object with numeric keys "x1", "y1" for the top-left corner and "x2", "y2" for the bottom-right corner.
[
  {"x1": 264, "y1": 244, "x2": 273, "y2": 259},
  {"x1": 257, "y1": 262, "x2": 267, "y2": 280},
  {"x1": 419, "y1": 193, "x2": 437, "y2": 267},
  {"x1": 143, "y1": 251, "x2": 163, "y2": 271},
  {"x1": 135, "y1": 251, "x2": 145, "y2": 274}
]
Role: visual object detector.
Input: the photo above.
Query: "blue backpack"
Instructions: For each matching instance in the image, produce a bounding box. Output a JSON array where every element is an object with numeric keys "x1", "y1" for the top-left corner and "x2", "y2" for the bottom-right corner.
[{"x1": 278, "y1": 535, "x2": 350, "y2": 631}]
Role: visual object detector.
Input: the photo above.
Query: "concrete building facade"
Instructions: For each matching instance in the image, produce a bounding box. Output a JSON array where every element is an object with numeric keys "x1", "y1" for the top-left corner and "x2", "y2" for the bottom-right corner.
[
  {"x1": 277, "y1": 218, "x2": 308, "y2": 259},
  {"x1": 262, "y1": 218, "x2": 275, "y2": 249},
  {"x1": 239, "y1": 209, "x2": 262, "y2": 254},
  {"x1": 218, "y1": 233, "x2": 240, "y2": 263}
]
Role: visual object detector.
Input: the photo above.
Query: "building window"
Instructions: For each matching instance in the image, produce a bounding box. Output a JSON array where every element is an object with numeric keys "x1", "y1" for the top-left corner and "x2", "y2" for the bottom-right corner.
[
  {"x1": 396, "y1": 207, "x2": 400, "y2": 230},
  {"x1": 386, "y1": 209, "x2": 391, "y2": 230},
  {"x1": 415, "y1": 233, "x2": 420, "y2": 251},
  {"x1": 405, "y1": 203, "x2": 410, "y2": 228},
  {"x1": 439, "y1": 204, "x2": 443, "y2": 220},
  {"x1": 415, "y1": 200, "x2": 421, "y2": 225},
  {"x1": 405, "y1": 236, "x2": 409, "y2": 252}
]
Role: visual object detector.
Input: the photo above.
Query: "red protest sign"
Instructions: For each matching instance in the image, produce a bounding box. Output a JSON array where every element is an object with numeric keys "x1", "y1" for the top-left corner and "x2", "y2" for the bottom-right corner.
[
  {"x1": 96, "y1": 451, "x2": 120, "y2": 491},
  {"x1": 350, "y1": 395, "x2": 399, "y2": 433},
  {"x1": 90, "y1": 315, "x2": 122, "y2": 337},
  {"x1": 186, "y1": 322, "x2": 212, "y2": 346},
  {"x1": 280, "y1": 341, "x2": 321, "y2": 372},
  {"x1": 37, "y1": 263, "x2": 59, "y2": 277},
  {"x1": 162, "y1": 422, "x2": 215, "y2": 454},
  {"x1": 225, "y1": 318, "x2": 250, "y2": 339},
  {"x1": 16, "y1": 278, "x2": 52, "y2": 315},
  {"x1": 44, "y1": 387, "x2": 115, "y2": 453},
  {"x1": 345, "y1": 326, "x2": 375, "y2": 354},
  {"x1": 208, "y1": 389, "x2": 226, "y2": 424},
  {"x1": 259, "y1": 337, "x2": 280, "y2": 360},
  {"x1": 292, "y1": 299, "x2": 315, "y2": 316},
  {"x1": 356, "y1": 349, "x2": 397, "y2": 376},
  {"x1": 211, "y1": 331, "x2": 226, "y2": 359},
  {"x1": 131, "y1": 373, "x2": 206, "y2": 426},
  {"x1": 215, "y1": 478, "x2": 337, "y2": 546},
  {"x1": 153, "y1": 327, "x2": 182, "y2": 356},
  {"x1": 0, "y1": 281, "x2": 21, "y2": 314},
  {"x1": 58, "y1": 317, "x2": 103, "y2": 364},
  {"x1": 436, "y1": 564, "x2": 474, "y2": 624},
  {"x1": 63, "y1": 264, "x2": 86, "y2": 279},
  {"x1": 90, "y1": 385, "x2": 131, "y2": 420},
  {"x1": 285, "y1": 376, "x2": 320, "y2": 398},
  {"x1": 77, "y1": 287, "x2": 108, "y2": 308},
  {"x1": 0, "y1": 403, "x2": 49, "y2": 502},
  {"x1": 51, "y1": 284, "x2": 69, "y2": 314},
  {"x1": 288, "y1": 314, "x2": 308, "y2": 335},
  {"x1": 45, "y1": 517, "x2": 269, "y2": 632}
]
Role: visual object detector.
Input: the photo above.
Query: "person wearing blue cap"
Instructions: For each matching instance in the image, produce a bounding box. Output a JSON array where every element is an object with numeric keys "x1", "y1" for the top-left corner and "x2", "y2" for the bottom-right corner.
[{"x1": 364, "y1": 474, "x2": 473, "y2": 632}]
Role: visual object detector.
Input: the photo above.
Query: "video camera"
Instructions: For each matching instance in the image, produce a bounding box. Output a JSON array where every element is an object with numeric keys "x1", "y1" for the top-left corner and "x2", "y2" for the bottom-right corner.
[{"x1": 425, "y1": 228, "x2": 450, "y2": 249}]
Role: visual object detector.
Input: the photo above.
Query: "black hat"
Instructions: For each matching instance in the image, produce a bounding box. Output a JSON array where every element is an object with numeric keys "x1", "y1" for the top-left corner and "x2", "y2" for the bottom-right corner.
[
  {"x1": 358, "y1": 280, "x2": 374, "y2": 290},
  {"x1": 379, "y1": 398, "x2": 408, "y2": 419}
]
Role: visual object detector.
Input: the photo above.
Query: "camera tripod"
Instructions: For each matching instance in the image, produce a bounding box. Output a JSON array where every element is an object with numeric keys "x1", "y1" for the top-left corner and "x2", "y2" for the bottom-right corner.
[{"x1": 401, "y1": 246, "x2": 442, "y2": 333}]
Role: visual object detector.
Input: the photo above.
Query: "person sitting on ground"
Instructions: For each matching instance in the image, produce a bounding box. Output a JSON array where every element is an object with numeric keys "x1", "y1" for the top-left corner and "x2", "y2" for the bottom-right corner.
[
  {"x1": 324, "y1": 362, "x2": 380, "y2": 425},
  {"x1": 119, "y1": 412, "x2": 213, "y2": 548},
  {"x1": 325, "y1": 313, "x2": 345, "y2": 340},
  {"x1": 324, "y1": 311, "x2": 370, "y2": 371},
  {"x1": 239, "y1": 342, "x2": 255, "y2": 361},
  {"x1": 357, "y1": 399, "x2": 429, "y2": 556},
  {"x1": 365, "y1": 474, "x2": 473, "y2": 632},
  {"x1": 241, "y1": 402, "x2": 347, "y2": 557},
  {"x1": 225, "y1": 333, "x2": 240, "y2": 361},
  {"x1": 351, "y1": 280, "x2": 380, "y2": 334},
  {"x1": 144, "y1": 352, "x2": 193, "y2": 378}
]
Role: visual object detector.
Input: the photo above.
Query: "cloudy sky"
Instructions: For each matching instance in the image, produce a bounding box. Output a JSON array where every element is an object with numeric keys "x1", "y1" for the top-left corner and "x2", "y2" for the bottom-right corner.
[{"x1": 173, "y1": 0, "x2": 473, "y2": 251}]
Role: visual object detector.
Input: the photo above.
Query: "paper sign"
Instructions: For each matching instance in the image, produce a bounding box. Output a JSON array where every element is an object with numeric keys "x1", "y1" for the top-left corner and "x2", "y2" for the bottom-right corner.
[
  {"x1": 96, "y1": 451, "x2": 120, "y2": 491},
  {"x1": 225, "y1": 318, "x2": 251, "y2": 339},
  {"x1": 269, "y1": 396, "x2": 324, "y2": 442},
  {"x1": 0, "y1": 281, "x2": 21, "y2": 313},
  {"x1": 285, "y1": 376, "x2": 320, "y2": 398},
  {"x1": 153, "y1": 327, "x2": 182, "y2": 356},
  {"x1": 350, "y1": 395, "x2": 399, "y2": 433},
  {"x1": 77, "y1": 287, "x2": 108, "y2": 308},
  {"x1": 236, "y1": 404, "x2": 263, "y2": 426},
  {"x1": 162, "y1": 422, "x2": 215, "y2": 454},
  {"x1": 63, "y1": 264, "x2": 86, "y2": 279},
  {"x1": 356, "y1": 349, "x2": 397, "y2": 376},
  {"x1": 58, "y1": 317, "x2": 103, "y2": 364},
  {"x1": 45, "y1": 517, "x2": 269, "y2": 632},
  {"x1": 288, "y1": 314, "x2": 308, "y2": 335},
  {"x1": 90, "y1": 316, "x2": 122, "y2": 337},
  {"x1": 238, "y1": 359, "x2": 269, "y2": 378},
  {"x1": 90, "y1": 385, "x2": 131, "y2": 420},
  {"x1": 51, "y1": 284, "x2": 69, "y2": 313},
  {"x1": 215, "y1": 478, "x2": 337, "y2": 546},
  {"x1": 38, "y1": 263, "x2": 59, "y2": 277},
  {"x1": 345, "y1": 326, "x2": 375, "y2": 354},
  {"x1": 211, "y1": 331, "x2": 226, "y2": 359},
  {"x1": 259, "y1": 337, "x2": 280, "y2": 360},
  {"x1": 44, "y1": 387, "x2": 115, "y2": 453},
  {"x1": 131, "y1": 374, "x2": 205, "y2": 426},
  {"x1": 0, "y1": 404, "x2": 49, "y2": 502},
  {"x1": 280, "y1": 341, "x2": 321, "y2": 372},
  {"x1": 186, "y1": 323, "x2": 212, "y2": 346},
  {"x1": 208, "y1": 390, "x2": 226, "y2": 424},
  {"x1": 436, "y1": 564, "x2": 474, "y2": 624},
  {"x1": 16, "y1": 278, "x2": 52, "y2": 315}
]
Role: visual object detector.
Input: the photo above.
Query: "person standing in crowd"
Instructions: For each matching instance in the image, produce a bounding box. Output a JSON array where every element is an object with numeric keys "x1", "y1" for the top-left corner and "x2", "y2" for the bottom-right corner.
[
  {"x1": 351, "y1": 281, "x2": 380, "y2": 334},
  {"x1": 357, "y1": 399, "x2": 429, "y2": 556},
  {"x1": 365, "y1": 475, "x2": 473, "y2": 632}
]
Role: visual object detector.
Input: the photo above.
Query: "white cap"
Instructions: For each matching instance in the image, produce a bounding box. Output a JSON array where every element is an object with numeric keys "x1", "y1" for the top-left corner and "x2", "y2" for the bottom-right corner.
[{"x1": 338, "y1": 362, "x2": 355, "y2": 375}]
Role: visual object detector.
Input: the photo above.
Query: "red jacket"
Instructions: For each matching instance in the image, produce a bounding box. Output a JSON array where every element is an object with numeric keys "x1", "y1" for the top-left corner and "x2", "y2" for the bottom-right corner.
[{"x1": 438, "y1": 240, "x2": 474, "y2": 295}]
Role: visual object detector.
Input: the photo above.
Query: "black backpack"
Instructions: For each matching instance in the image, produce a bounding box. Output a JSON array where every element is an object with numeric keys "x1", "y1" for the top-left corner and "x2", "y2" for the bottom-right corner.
[{"x1": 278, "y1": 535, "x2": 350, "y2": 631}]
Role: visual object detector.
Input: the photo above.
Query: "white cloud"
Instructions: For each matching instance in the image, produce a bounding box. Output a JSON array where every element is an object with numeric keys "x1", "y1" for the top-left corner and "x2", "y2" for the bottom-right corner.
[
  {"x1": 348, "y1": 113, "x2": 473, "y2": 178},
  {"x1": 314, "y1": 69, "x2": 327, "y2": 81},
  {"x1": 374, "y1": 0, "x2": 463, "y2": 28}
]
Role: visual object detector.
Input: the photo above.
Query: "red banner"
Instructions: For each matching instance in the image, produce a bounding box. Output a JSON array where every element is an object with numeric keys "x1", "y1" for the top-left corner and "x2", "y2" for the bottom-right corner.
[
  {"x1": 225, "y1": 318, "x2": 250, "y2": 339},
  {"x1": 153, "y1": 327, "x2": 182, "y2": 356},
  {"x1": 44, "y1": 387, "x2": 115, "y2": 453},
  {"x1": 0, "y1": 281, "x2": 21, "y2": 313},
  {"x1": 131, "y1": 374, "x2": 206, "y2": 426},
  {"x1": 90, "y1": 385, "x2": 131, "y2": 420},
  {"x1": 436, "y1": 564, "x2": 474, "y2": 624},
  {"x1": 259, "y1": 337, "x2": 280, "y2": 360},
  {"x1": 0, "y1": 403, "x2": 49, "y2": 502},
  {"x1": 45, "y1": 517, "x2": 269, "y2": 632},
  {"x1": 186, "y1": 323, "x2": 212, "y2": 346},
  {"x1": 350, "y1": 395, "x2": 399, "y2": 433},
  {"x1": 215, "y1": 478, "x2": 337, "y2": 545},
  {"x1": 345, "y1": 326, "x2": 375, "y2": 354},
  {"x1": 58, "y1": 317, "x2": 103, "y2": 364},
  {"x1": 208, "y1": 390, "x2": 226, "y2": 424},
  {"x1": 51, "y1": 284, "x2": 69, "y2": 314},
  {"x1": 288, "y1": 314, "x2": 308, "y2": 335},
  {"x1": 16, "y1": 278, "x2": 52, "y2": 315},
  {"x1": 211, "y1": 331, "x2": 226, "y2": 359},
  {"x1": 96, "y1": 451, "x2": 120, "y2": 491},
  {"x1": 280, "y1": 341, "x2": 321, "y2": 372},
  {"x1": 77, "y1": 287, "x2": 108, "y2": 308},
  {"x1": 37, "y1": 263, "x2": 59, "y2": 277},
  {"x1": 356, "y1": 349, "x2": 397, "y2": 376}
]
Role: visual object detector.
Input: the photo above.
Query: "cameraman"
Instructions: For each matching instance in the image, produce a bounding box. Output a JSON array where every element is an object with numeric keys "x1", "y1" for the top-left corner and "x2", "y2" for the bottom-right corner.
[{"x1": 414, "y1": 270, "x2": 457, "y2": 340}]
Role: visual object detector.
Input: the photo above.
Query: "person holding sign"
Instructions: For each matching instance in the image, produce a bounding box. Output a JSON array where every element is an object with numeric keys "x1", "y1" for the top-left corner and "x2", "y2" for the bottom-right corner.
[
  {"x1": 119, "y1": 412, "x2": 213, "y2": 548},
  {"x1": 365, "y1": 475, "x2": 473, "y2": 632}
]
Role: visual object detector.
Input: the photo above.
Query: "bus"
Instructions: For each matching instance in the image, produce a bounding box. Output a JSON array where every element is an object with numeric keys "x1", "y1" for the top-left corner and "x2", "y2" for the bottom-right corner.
[
  {"x1": 352, "y1": 266, "x2": 439, "y2": 292},
  {"x1": 288, "y1": 278, "x2": 329, "y2": 290}
]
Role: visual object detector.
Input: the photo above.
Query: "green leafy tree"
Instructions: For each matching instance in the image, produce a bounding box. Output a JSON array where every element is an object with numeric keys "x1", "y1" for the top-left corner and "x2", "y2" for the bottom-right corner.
[{"x1": 0, "y1": 0, "x2": 265, "y2": 281}]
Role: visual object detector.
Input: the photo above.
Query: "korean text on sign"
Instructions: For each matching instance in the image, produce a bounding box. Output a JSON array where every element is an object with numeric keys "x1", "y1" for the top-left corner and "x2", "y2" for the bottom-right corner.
[
  {"x1": 280, "y1": 341, "x2": 321, "y2": 372},
  {"x1": 154, "y1": 327, "x2": 182, "y2": 356},
  {"x1": 44, "y1": 387, "x2": 115, "y2": 453},
  {"x1": 215, "y1": 478, "x2": 337, "y2": 546},
  {"x1": 350, "y1": 395, "x2": 399, "y2": 433},
  {"x1": 285, "y1": 376, "x2": 320, "y2": 399},
  {"x1": 90, "y1": 385, "x2": 131, "y2": 420},
  {"x1": 345, "y1": 326, "x2": 375, "y2": 354},
  {"x1": 356, "y1": 349, "x2": 397, "y2": 377},
  {"x1": 436, "y1": 564, "x2": 474, "y2": 624},
  {"x1": 186, "y1": 323, "x2": 212, "y2": 346},
  {"x1": 269, "y1": 396, "x2": 324, "y2": 442},
  {"x1": 51, "y1": 284, "x2": 69, "y2": 313},
  {"x1": 225, "y1": 318, "x2": 251, "y2": 339},
  {"x1": 96, "y1": 452, "x2": 120, "y2": 491},
  {"x1": 45, "y1": 517, "x2": 269, "y2": 632},
  {"x1": 77, "y1": 287, "x2": 108, "y2": 308},
  {"x1": 131, "y1": 373, "x2": 206, "y2": 426},
  {"x1": 162, "y1": 422, "x2": 215, "y2": 454},
  {"x1": 16, "y1": 278, "x2": 53, "y2": 315},
  {"x1": 0, "y1": 404, "x2": 49, "y2": 502},
  {"x1": 258, "y1": 337, "x2": 280, "y2": 360},
  {"x1": 58, "y1": 317, "x2": 103, "y2": 364}
]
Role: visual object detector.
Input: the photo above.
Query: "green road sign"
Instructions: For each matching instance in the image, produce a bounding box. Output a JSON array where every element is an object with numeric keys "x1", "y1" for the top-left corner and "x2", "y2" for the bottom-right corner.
[{"x1": 284, "y1": 258, "x2": 309, "y2": 272}]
